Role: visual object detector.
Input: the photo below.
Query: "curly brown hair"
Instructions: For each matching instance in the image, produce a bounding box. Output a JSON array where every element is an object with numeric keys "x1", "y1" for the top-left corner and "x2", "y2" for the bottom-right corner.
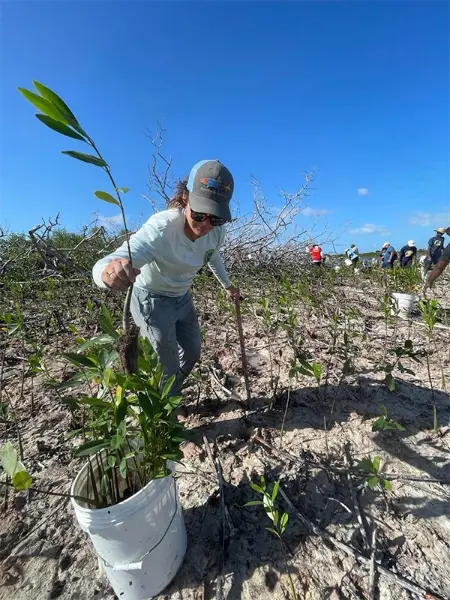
[{"x1": 168, "y1": 177, "x2": 189, "y2": 209}]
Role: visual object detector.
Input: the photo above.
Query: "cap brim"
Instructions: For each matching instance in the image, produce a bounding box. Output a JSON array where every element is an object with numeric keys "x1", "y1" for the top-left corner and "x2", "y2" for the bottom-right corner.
[{"x1": 189, "y1": 192, "x2": 231, "y2": 220}]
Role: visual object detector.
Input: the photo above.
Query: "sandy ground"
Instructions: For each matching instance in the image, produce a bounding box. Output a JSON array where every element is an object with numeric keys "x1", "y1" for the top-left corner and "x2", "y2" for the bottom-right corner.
[{"x1": 1, "y1": 272, "x2": 449, "y2": 600}]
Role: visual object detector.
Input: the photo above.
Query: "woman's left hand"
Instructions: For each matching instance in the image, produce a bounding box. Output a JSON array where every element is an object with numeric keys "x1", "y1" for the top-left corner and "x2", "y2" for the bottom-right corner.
[{"x1": 225, "y1": 285, "x2": 242, "y2": 302}]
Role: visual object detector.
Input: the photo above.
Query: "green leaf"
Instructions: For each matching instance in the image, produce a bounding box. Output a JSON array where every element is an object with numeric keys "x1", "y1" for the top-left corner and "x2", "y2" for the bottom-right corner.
[
  {"x1": 312, "y1": 362, "x2": 323, "y2": 383},
  {"x1": 384, "y1": 373, "x2": 396, "y2": 392},
  {"x1": 0, "y1": 442, "x2": 18, "y2": 477},
  {"x1": 95, "y1": 190, "x2": 120, "y2": 206},
  {"x1": 116, "y1": 399, "x2": 127, "y2": 426},
  {"x1": 77, "y1": 334, "x2": 115, "y2": 352},
  {"x1": 162, "y1": 375, "x2": 176, "y2": 398},
  {"x1": 250, "y1": 482, "x2": 264, "y2": 494},
  {"x1": 271, "y1": 480, "x2": 280, "y2": 502},
  {"x1": 372, "y1": 417, "x2": 385, "y2": 432},
  {"x1": 111, "y1": 431, "x2": 124, "y2": 451},
  {"x1": 243, "y1": 500, "x2": 264, "y2": 507},
  {"x1": 19, "y1": 87, "x2": 70, "y2": 124},
  {"x1": 280, "y1": 512, "x2": 289, "y2": 532},
  {"x1": 61, "y1": 151, "x2": 107, "y2": 168},
  {"x1": 108, "y1": 455, "x2": 116, "y2": 468},
  {"x1": 372, "y1": 456, "x2": 381, "y2": 473},
  {"x1": 12, "y1": 470, "x2": 32, "y2": 491},
  {"x1": 260, "y1": 475, "x2": 266, "y2": 492},
  {"x1": 383, "y1": 479, "x2": 393, "y2": 492},
  {"x1": 76, "y1": 397, "x2": 111, "y2": 408},
  {"x1": 97, "y1": 317, "x2": 118, "y2": 341},
  {"x1": 367, "y1": 476, "x2": 378, "y2": 489},
  {"x1": 32, "y1": 81, "x2": 81, "y2": 128},
  {"x1": 119, "y1": 457, "x2": 128, "y2": 478},
  {"x1": 35, "y1": 114, "x2": 85, "y2": 141},
  {"x1": 75, "y1": 439, "x2": 110, "y2": 457},
  {"x1": 137, "y1": 393, "x2": 154, "y2": 418},
  {"x1": 395, "y1": 422, "x2": 405, "y2": 431},
  {"x1": 357, "y1": 458, "x2": 374, "y2": 473},
  {"x1": 116, "y1": 187, "x2": 131, "y2": 194},
  {"x1": 63, "y1": 352, "x2": 97, "y2": 369},
  {"x1": 266, "y1": 527, "x2": 280, "y2": 539}
]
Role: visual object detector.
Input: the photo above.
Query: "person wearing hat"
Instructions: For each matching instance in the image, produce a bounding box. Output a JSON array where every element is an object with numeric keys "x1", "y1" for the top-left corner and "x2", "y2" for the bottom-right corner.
[
  {"x1": 345, "y1": 243, "x2": 360, "y2": 268},
  {"x1": 399, "y1": 240, "x2": 417, "y2": 268},
  {"x1": 92, "y1": 159, "x2": 239, "y2": 396},
  {"x1": 422, "y1": 227, "x2": 447, "y2": 279},
  {"x1": 423, "y1": 234, "x2": 450, "y2": 292},
  {"x1": 380, "y1": 242, "x2": 397, "y2": 269}
]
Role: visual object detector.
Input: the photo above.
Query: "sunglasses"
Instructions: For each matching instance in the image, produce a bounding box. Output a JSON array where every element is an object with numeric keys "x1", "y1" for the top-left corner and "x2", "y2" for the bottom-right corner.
[{"x1": 190, "y1": 210, "x2": 227, "y2": 227}]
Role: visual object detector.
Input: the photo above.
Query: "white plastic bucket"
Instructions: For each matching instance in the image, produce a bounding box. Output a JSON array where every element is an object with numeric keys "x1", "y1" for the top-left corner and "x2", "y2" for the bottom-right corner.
[
  {"x1": 391, "y1": 293, "x2": 419, "y2": 319},
  {"x1": 344, "y1": 258, "x2": 352, "y2": 266},
  {"x1": 71, "y1": 459, "x2": 187, "y2": 599}
]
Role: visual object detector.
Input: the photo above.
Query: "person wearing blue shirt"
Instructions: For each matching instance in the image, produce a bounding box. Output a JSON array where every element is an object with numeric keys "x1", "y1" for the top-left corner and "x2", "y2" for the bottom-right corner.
[
  {"x1": 422, "y1": 227, "x2": 448, "y2": 280},
  {"x1": 381, "y1": 242, "x2": 397, "y2": 269},
  {"x1": 345, "y1": 244, "x2": 360, "y2": 269}
]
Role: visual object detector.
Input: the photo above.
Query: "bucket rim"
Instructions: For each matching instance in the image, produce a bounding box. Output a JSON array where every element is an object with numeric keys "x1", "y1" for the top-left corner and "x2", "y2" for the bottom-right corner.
[{"x1": 70, "y1": 457, "x2": 175, "y2": 515}]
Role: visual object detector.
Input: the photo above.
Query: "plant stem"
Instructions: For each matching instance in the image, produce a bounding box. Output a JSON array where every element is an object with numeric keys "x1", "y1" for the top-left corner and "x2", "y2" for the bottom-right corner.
[
  {"x1": 280, "y1": 539, "x2": 297, "y2": 599},
  {"x1": 280, "y1": 387, "x2": 291, "y2": 448},
  {"x1": 0, "y1": 480, "x2": 98, "y2": 507}
]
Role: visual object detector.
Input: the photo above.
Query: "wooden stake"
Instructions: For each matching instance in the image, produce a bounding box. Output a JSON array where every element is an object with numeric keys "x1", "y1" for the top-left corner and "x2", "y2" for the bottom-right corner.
[{"x1": 234, "y1": 298, "x2": 251, "y2": 402}]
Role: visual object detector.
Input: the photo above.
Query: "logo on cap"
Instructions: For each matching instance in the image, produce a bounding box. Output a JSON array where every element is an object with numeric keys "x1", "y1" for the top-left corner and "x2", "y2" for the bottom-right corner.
[{"x1": 199, "y1": 177, "x2": 232, "y2": 194}]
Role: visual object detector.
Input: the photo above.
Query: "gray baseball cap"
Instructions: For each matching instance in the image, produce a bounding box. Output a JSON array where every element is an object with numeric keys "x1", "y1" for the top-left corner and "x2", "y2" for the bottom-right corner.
[{"x1": 187, "y1": 159, "x2": 234, "y2": 220}]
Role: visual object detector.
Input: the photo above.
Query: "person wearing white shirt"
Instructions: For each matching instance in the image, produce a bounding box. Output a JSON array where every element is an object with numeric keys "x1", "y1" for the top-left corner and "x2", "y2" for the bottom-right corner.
[{"x1": 92, "y1": 160, "x2": 240, "y2": 395}]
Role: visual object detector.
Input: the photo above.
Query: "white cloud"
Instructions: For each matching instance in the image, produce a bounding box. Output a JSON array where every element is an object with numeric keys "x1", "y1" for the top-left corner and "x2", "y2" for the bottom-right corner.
[
  {"x1": 409, "y1": 212, "x2": 450, "y2": 227},
  {"x1": 357, "y1": 188, "x2": 369, "y2": 196},
  {"x1": 97, "y1": 214, "x2": 123, "y2": 231},
  {"x1": 301, "y1": 206, "x2": 330, "y2": 217},
  {"x1": 350, "y1": 223, "x2": 389, "y2": 235}
]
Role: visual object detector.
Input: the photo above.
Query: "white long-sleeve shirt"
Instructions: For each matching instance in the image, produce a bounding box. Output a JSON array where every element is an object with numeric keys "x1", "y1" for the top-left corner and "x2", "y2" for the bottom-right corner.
[{"x1": 92, "y1": 209, "x2": 231, "y2": 296}]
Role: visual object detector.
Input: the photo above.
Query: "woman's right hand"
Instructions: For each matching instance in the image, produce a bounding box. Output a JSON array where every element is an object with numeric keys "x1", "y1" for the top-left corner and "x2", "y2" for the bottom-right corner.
[{"x1": 101, "y1": 259, "x2": 141, "y2": 291}]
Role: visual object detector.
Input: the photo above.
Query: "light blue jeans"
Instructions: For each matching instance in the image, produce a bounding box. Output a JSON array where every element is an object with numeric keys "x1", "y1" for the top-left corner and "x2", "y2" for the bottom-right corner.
[{"x1": 130, "y1": 287, "x2": 201, "y2": 395}]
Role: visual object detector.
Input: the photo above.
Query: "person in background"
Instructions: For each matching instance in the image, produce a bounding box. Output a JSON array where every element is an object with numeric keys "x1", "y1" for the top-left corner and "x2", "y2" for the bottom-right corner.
[
  {"x1": 92, "y1": 159, "x2": 240, "y2": 397},
  {"x1": 381, "y1": 242, "x2": 397, "y2": 269},
  {"x1": 423, "y1": 242, "x2": 450, "y2": 292},
  {"x1": 378, "y1": 245, "x2": 387, "y2": 267},
  {"x1": 346, "y1": 244, "x2": 360, "y2": 268},
  {"x1": 422, "y1": 227, "x2": 447, "y2": 279},
  {"x1": 309, "y1": 244, "x2": 323, "y2": 266},
  {"x1": 399, "y1": 240, "x2": 417, "y2": 268}
]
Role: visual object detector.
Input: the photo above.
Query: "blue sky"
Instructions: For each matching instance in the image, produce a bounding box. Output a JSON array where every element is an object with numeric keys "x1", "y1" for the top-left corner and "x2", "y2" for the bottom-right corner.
[{"x1": 1, "y1": 1, "x2": 449, "y2": 252}]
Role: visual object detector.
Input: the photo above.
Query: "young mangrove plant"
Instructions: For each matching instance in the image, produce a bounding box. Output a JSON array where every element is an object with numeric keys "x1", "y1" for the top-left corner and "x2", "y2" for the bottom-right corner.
[
  {"x1": 379, "y1": 339, "x2": 420, "y2": 392},
  {"x1": 18, "y1": 81, "x2": 189, "y2": 508},
  {"x1": 419, "y1": 298, "x2": 441, "y2": 433},
  {"x1": 372, "y1": 404, "x2": 405, "y2": 432},
  {"x1": 245, "y1": 476, "x2": 296, "y2": 600},
  {"x1": 357, "y1": 455, "x2": 392, "y2": 492}
]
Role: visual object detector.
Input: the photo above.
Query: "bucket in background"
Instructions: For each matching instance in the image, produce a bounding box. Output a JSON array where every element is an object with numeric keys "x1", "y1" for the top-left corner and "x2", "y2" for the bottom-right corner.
[
  {"x1": 71, "y1": 459, "x2": 187, "y2": 600},
  {"x1": 391, "y1": 292, "x2": 419, "y2": 319},
  {"x1": 344, "y1": 258, "x2": 352, "y2": 266}
]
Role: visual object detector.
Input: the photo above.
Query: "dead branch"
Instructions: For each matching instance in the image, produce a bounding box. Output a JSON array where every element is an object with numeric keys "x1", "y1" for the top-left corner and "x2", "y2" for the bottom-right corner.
[
  {"x1": 344, "y1": 446, "x2": 370, "y2": 550},
  {"x1": 369, "y1": 526, "x2": 378, "y2": 599},
  {"x1": 202, "y1": 436, "x2": 225, "y2": 600},
  {"x1": 254, "y1": 436, "x2": 450, "y2": 485},
  {"x1": 275, "y1": 481, "x2": 442, "y2": 600},
  {"x1": 28, "y1": 214, "x2": 77, "y2": 273},
  {"x1": 144, "y1": 123, "x2": 174, "y2": 212}
]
